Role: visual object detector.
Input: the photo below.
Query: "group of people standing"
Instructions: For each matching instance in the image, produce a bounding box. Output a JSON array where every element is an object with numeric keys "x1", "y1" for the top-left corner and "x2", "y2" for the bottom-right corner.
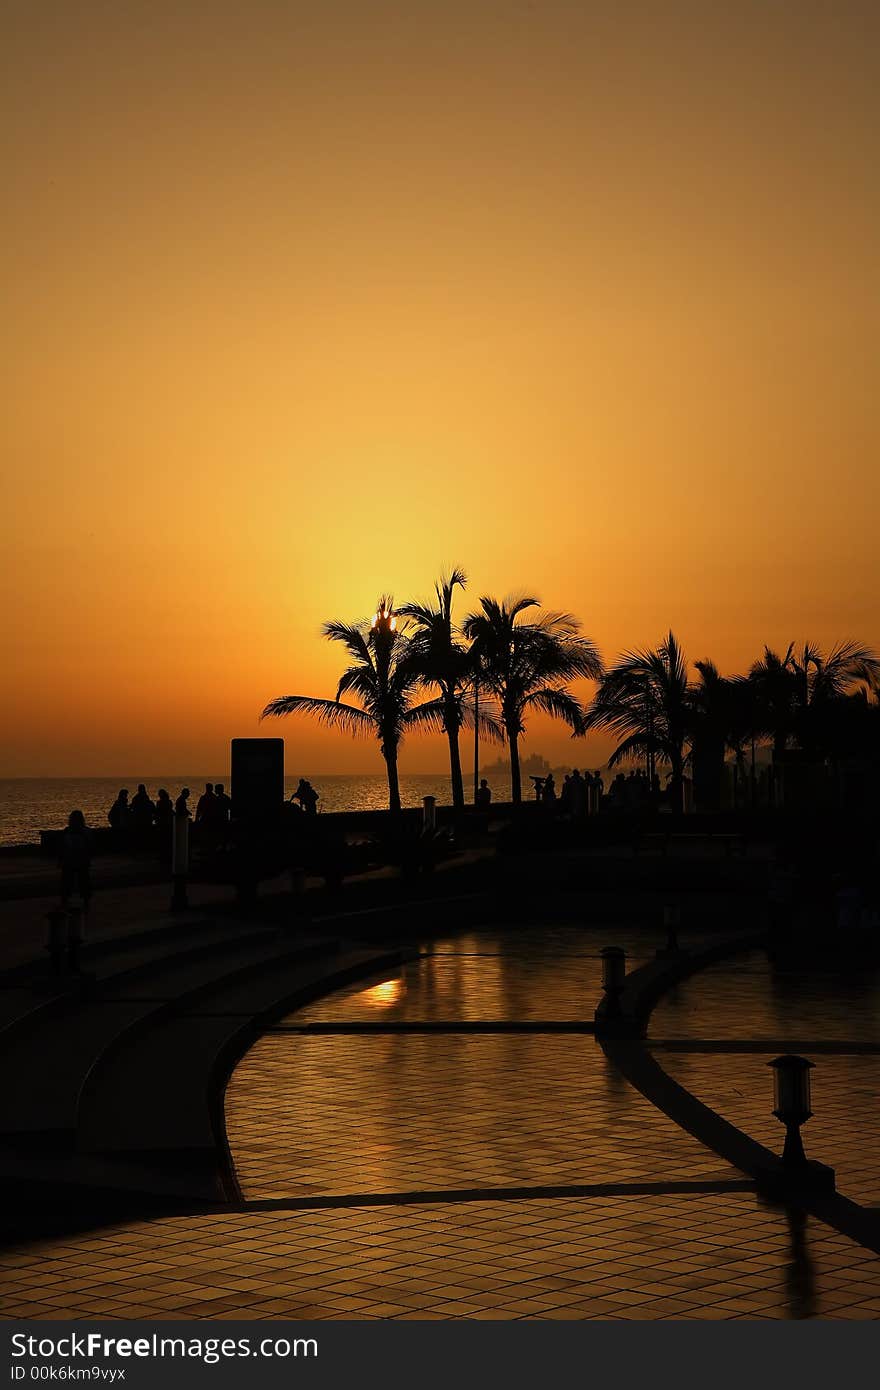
[
  {"x1": 606, "y1": 769, "x2": 662, "y2": 810},
  {"x1": 534, "y1": 769, "x2": 605, "y2": 815},
  {"x1": 107, "y1": 782, "x2": 232, "y2": 844}
]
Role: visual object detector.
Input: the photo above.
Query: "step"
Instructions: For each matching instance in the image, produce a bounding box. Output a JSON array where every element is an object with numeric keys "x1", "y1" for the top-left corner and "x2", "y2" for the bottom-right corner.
[
  {"x1": 0, "y1": 921, "x2": 279, "y2": 1044},
  {"x1": 4, "y1": 913, "x2": 255, "y2": 986},
  {"x1": 77, "y1": 947, "x2": 405, "y2": 1167},
  {"x1": 0, "y1": 935, "x2": 329, "y2": 1138}
]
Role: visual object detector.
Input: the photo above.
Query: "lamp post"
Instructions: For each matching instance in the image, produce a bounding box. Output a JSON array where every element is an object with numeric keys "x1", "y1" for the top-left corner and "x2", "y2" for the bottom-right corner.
[
  {"x1": 657, "y1": 903, "x2": 681, "y2": 957},
  {"x1": 769, "y1": 1055, "x2": 813, "y2": 1167},
  {"x1": 473, "y1": 680, "x2": 480, "y2": 805},
  {"x1": 601, "y1": 946, "x2": 627, "y2": 1019},
  {"x1": 46, "y1": 908, "x2": 67, "y2": 976},
  {"x1": 171, "y1": 808, "x2": 190, "y2": 912},
  {"x1": 67, "y1": 898, "x2": 84, "y2": 974}
]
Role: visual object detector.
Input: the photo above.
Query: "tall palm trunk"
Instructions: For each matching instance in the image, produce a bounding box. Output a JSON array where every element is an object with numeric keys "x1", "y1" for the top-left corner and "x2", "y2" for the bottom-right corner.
[
  {"x1": 508, "y1": 727, "x2": 522, "y2": 805},
  {"x1": 669, "y1": 749, "x2": 685, "y2": 815},
  {"x1": 442, "y1": 692, "x2": 464, "y2": 811},
  {"x1": 383, "y1": 744, "x2": 402, "y2": 813},
  {"x1": 447, "y1": 729, "x2": 464, "y2": 810}
]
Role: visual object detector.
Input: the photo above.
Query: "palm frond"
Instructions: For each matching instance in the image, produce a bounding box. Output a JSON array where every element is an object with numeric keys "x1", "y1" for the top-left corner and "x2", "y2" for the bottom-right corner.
[
  {"x1": 524, "y1": 685, "x2": 587, "y2": 735},
  {"x1": 402, "y1": 699, "x2": 449, "y2": 736},
  {"x1": 261, "y1": 694, "x2": 375, "y2": 738},
  {"x1": 322, "y1": 621, "x2": 374, "y2": 669},
  {"x1": 458, "y1": 695, "x2": 505, "y2": 743}
]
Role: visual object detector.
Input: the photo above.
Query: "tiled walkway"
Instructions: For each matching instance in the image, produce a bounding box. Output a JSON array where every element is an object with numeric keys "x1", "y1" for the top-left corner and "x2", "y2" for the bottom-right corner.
[
  {"x1": 2, "y1": 1193, "x2": 880, "y2": 1320},
  {"x1": 651, "y1": 949, "x2": 880, "y2": 1043},
  {"x1": 651, "y1": 948, "x2": 880, "y2": 1208},
  {"x1": 226, "y1": 1034, "x2": 736, "y2": 1198},
  {"x1": 291, "y1": 926, "x2": 709, "y2": 1025},
  {"x1": 2, "y1": 923, "x2": 880, "y2": 1319}
]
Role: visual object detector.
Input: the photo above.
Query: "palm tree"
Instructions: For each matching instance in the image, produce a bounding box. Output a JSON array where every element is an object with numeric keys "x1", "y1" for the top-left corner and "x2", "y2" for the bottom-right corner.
[
  {"x1": 398, "y1": 569, "x2": 474, "y2": 812},
  {"x1": 748, "y1": 645, "x2": 797, "y2": 759},
  {"x1": 462, "y1": 596, "x2": 602, "y2": 805},
  {"x1": 790, "y1": 641, "x2": 880, "y2": 758},
  {"x1": 688, "y1": 659, "x2": 750, "y2": 811},
  {"x1": 750, "y1": 641, "x2": 880, "y2": 758},
  {"x1": 587, "y1": 630, "x2": 690, "y2": 813},
  {"x1": 261, "y1": 597, "x2": 446, "y2": 813}
]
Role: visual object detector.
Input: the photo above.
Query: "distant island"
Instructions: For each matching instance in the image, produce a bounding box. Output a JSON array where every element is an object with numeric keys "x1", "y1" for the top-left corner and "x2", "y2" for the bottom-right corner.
[{"x1": 482, "y1": 753, "x2": 553, "y2": 776}]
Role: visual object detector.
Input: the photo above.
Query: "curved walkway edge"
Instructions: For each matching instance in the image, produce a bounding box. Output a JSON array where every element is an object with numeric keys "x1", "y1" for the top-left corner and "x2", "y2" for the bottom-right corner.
[{"x1": 600, "y1": 935, "x2": 880, "y2": 1257}]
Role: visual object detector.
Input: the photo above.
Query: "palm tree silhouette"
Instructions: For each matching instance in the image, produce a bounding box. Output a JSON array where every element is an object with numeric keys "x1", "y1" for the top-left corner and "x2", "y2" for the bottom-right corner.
[
  {"x1": 748, "y1": 644, "x2": 798, "y2": 759},
  {"x1": 587, "y1": 630, "x2": 689, "y2": 813},
  {"x1": 398, "y1": 569, "x2": 493, "y2": 812},
  {"x1": 688, "y1": 659, "x2": 750, "y2": 811},
  {"x1": 462, "y1": 596, "x2": 602, "y2": 805},
  {"x1": 262, "y1": 597, "x2": 446, "y2": 813},
  {"x1": 750, "y1": 641, "x2": 880, "y2": 758}
]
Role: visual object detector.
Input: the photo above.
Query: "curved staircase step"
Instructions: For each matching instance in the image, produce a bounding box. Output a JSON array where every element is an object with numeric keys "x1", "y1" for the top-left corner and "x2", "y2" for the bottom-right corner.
[
  {"x1": 0, "y1": 935, "x2": 328, "y2": 1138},
  {"x1": 75, "y1": 946, "x2": 407, "y2": 1200}
]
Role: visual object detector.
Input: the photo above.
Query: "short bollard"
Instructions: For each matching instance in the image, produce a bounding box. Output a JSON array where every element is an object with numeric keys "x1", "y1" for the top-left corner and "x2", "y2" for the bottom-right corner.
[
  {"x1": 600, "y1": 946, "x2": 627, "y2": 1019},
  {"x1": 769, "y1": 1054, "x2": 813, "y2": 1168},
  {"x1": 657, "y1": 903, "x2": 681, "y2": 958},
  {"x1": 46, "y1": 909, "x2": 67, "y2": 975},
  {"x1": 171, "y1": 813, "x2": 190, "y2": 911},
  {"x1": 67, "y1": 901, "x2": 84, "y2": 974}
]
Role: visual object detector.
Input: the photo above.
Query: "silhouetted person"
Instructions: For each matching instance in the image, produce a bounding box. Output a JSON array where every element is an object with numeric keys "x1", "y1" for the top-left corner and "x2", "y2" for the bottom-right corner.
[
  {"x1": 609, "y1": 772, "x2": 626, "y2": 809},
  {"x1": 60, "y1": 810, "x2": 92, "y2": 908},
  {"x1": 195, "y1": 783, "x2": 215, "y2": 825},
  {"x1": 175, "y1": 787, "x2": 191, "y2": 819},
  {"x1": 209, "y1": 782, "x2": 232, "y2": 851},
  {"x1": 543, "y1": 773, "x2": 556, "y2": 804},
  {"x1": 154, "y1": 788, "x2": 173, "y2": 829},
  {"x1": 476, "y1": 778, "x2": 492, "y2": 808},
  {"x1": 293, "y1": 778, "x2": 319, "y2": 815},
  {"x1": 130, "y1": 783, "x2": 155, "y2": 835},
  {"x1": 108, "y1": 789, "x2": 129, "y2": 836},
  {"x1": 570, "y1": 768, "x2": 587, "y2": 816},
  {"x1": 154, "y1": 788, "x2": 173, "y2": 862}
]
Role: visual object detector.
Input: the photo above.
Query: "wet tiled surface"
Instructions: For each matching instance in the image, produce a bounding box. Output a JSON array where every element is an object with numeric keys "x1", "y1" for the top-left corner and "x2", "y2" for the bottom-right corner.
[
  {"x1": 226, "y1": 1034, "x2": 735, "y2": 1199},
  {"x1": 651, "y1": 951, "x2": 880, "y2": 1042},
  {"x1": 658, "y1": 1052, "x2": 880, "y2": 1208},
  {"x1": 3, "y1": 921, "x2": 879, "y2": 1320},
  {"x1": 2, "y1": 1194, "x2": 880, "y2": 1320},
  {"x1": 293, "y1": 926, "x2": 712, "y2": 1025}
]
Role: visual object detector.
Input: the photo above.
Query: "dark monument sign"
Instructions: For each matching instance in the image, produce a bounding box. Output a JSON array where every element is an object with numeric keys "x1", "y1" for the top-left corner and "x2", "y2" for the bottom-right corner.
[{"x1": 231, "y1": 738, "x2": 285, "y2": 821}]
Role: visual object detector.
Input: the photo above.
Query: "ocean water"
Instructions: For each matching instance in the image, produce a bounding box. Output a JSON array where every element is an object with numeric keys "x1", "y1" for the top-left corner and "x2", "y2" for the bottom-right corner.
[{"x1": 0, "y1": 772, "x2": 519, "y2": 847}]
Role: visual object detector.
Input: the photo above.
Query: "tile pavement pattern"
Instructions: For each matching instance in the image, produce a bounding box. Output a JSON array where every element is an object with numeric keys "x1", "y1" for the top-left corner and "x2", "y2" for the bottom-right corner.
[
  {"x1": 2, "y1": 1195, "x2": 880, "y2": 1320},
  {"x1": 225, "y1": 1034, "x2": 736, "y2": 1199},
  {"x1": 2, "y1": 926, "x2": 880, "y2": 1318},
  {"x1": 659, "y1": 1052, "x2": 880, "y2": 1208},
  {"x1": 651, "y1": 950, "x2": 880, "y2": 1043},
  {"x1": 293, "y1": 925, "x2": 708, "y2": 1025}
]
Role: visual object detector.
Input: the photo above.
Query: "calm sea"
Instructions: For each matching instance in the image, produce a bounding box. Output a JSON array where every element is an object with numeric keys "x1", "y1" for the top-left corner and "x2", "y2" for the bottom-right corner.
[{"x1": 0, "y1": 772, "x2": 519, "y2": 847}]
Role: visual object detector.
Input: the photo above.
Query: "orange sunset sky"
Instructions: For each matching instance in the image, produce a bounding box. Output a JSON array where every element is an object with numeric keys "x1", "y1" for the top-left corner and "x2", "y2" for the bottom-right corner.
[{"x1": 3, "y1": 1, "x2": 878, "y2": 778}]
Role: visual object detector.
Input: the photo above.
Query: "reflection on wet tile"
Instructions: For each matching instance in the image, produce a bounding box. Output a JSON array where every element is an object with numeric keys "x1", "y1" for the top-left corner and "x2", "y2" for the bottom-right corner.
[
  {"x1": 226, "y1": 1034, "x2": 735, "y2": 1199},
  {"x1": 651, "y1": 951, "x2": 880, "y2": 1042},
  {"x1": 294, "y1": 926, "x2": 712, "y2": 1024}
]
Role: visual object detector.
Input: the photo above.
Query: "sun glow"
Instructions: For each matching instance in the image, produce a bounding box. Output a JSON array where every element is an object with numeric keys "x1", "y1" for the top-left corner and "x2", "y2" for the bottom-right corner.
[{"x1": 3, "y1": 4, "x2": 879, "y2": 776}]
